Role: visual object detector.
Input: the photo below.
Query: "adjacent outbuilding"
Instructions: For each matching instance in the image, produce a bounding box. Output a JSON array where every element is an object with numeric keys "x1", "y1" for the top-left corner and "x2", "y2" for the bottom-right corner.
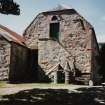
[{"x1": 0, "y1": 25, "x2": 35, "y2": 83}]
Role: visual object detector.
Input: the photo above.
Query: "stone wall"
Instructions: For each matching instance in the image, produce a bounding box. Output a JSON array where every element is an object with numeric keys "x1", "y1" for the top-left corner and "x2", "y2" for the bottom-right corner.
[
  {"x1": 38, "y1": 39, "x2": 74, "y2": 82},
  {"x1": 38, "y1": 40, "x2": 73, "y2": 73},
  {"x1": 24, "y1": 9, "x2": 99, "y2": 84},
  {"x1": 0, "y1": 35, "x2": 11, "y2": 80},
  {"x1": 59, "y1": 13, "x2": 92, "y2": 74},
  {"x1": 91, "y1": 29, "x2": 100, "y2": 83}
]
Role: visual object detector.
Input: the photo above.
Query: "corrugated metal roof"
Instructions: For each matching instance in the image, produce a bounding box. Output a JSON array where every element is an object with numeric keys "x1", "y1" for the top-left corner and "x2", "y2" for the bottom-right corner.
[{"x1": 0, "y1": 24, "x2": 25, "y2": 45}]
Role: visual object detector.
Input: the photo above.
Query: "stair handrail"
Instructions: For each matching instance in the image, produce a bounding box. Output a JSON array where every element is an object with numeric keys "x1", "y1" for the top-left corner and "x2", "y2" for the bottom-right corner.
[{"x1": 46, "y1": 63, "x2": 60, "y2": 75}]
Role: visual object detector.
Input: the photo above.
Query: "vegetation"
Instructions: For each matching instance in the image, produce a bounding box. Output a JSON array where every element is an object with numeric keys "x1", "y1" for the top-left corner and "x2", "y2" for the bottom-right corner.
[
  {"x1": 0, "y1": 0, "x2": 20, "y2": 15},
  {"x1": 99, "y1": 43, "x2": 105, "y2": 82},
  {"x1": 0, "y1": 81, "x2": 7, "y2": 87}
]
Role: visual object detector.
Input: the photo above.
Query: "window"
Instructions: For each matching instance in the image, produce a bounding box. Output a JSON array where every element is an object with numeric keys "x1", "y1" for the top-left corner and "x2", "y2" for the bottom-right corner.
[
  {"x1": 50, "y1": 16, "x2": 60, "y2": 40},
  {"x1": 51, "y1": 16, "x2": 58, "y2": 21}
]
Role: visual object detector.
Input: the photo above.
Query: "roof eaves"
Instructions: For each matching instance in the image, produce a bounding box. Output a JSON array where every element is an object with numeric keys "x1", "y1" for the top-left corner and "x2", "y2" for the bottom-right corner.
[{"x1": 0, "y1": 25, "x2": 25, "y2": 46}]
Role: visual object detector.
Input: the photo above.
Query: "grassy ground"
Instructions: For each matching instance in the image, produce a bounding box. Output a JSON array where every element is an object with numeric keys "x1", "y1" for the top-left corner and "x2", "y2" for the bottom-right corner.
[
  {"x1": 0, "y1": 82, "x2": 88, "y2": 95},
  {"x1": 0, "y1": 81, "x2": 7, "y2": 87},
  {"x1": 0, "y1": 82, "x2": 105, "y2": 105}
]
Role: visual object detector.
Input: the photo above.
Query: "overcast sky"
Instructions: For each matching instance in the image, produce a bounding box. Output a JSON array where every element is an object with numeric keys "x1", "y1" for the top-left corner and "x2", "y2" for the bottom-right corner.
[{"x1": 0, "y1": 0, "x2": 105, "y2": 42}]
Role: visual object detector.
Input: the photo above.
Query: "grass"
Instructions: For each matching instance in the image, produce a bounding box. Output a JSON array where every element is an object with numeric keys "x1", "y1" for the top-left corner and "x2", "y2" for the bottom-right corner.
[
  {"x1": 0, "y1": 81, "x2": 7, "y2": 88},
  {"x1": 0, "y1": 82, "x2": 89, "y2": 96}
]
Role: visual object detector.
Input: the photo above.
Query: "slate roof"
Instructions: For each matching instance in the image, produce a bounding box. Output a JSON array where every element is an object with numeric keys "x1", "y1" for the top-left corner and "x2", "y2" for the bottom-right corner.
[{"x1": 0, "y1": 24, "x2": 25, "y2": 45}]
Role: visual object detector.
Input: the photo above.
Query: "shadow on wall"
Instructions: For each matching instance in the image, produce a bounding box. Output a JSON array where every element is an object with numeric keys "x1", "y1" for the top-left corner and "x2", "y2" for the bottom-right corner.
[
  {"x1": 9, "y1": 47, "x2": 51, "y2": 84},
  {"x1": 9, "y1": 48, "x2": 38, "y2": 84},
  {"x1": 38, "y1": 65, "x2": 51, "y2": 83},
  {"x1": 0, "y1": 87, "x2": 105, "y2": 105}
]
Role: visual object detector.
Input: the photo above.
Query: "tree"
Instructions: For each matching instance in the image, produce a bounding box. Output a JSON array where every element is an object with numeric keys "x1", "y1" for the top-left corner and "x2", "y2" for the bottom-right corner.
[
  {"x1": 99, "y1": 43, "x2": 105, "y2": 82},
  {"x1": 0, "y1": 0, "x2": 20, "y2": 15}
]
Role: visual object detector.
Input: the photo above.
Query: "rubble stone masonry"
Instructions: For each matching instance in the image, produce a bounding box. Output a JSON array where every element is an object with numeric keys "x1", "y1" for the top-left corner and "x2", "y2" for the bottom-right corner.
[
  {"x1": 24, "y1": 9, "x2": 100, "y2": 84},
  {"x1": 0, "y1": 36, "x2": 11, "y2": 80}
]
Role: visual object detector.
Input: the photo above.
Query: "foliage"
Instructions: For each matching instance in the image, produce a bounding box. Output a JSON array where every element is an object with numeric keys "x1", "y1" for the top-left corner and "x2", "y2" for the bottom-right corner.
[
  {"x1": 99, "y1": 43, "x2": 105, "y2": 82},
  {"x1": 0, "y1": 0, "x2": 20, "y2": 15}
]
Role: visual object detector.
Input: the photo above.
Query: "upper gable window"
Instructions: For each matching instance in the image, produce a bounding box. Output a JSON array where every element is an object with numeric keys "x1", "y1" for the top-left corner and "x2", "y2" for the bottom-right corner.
[
  {"x1": 51, "y1": 16, "x2": 58, "y2": 21},
  {"x1": 50, "y1": 16, "x2": 60, "y2": 40}
]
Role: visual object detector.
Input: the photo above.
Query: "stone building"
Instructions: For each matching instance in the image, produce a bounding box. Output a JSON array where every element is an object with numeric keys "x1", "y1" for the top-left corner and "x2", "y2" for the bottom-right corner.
[
  {"x1": 0, "y1": 24, "x2": 37, "y2": 83},
  {"x1": 23, "y1": 5, "x2": 100, "y2": 85}
]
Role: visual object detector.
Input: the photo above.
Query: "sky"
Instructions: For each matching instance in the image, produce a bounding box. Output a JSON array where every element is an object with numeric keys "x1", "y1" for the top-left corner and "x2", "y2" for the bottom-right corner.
[{"x1": 0, "y1": 0, "x2": 105, "y2": 42}]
